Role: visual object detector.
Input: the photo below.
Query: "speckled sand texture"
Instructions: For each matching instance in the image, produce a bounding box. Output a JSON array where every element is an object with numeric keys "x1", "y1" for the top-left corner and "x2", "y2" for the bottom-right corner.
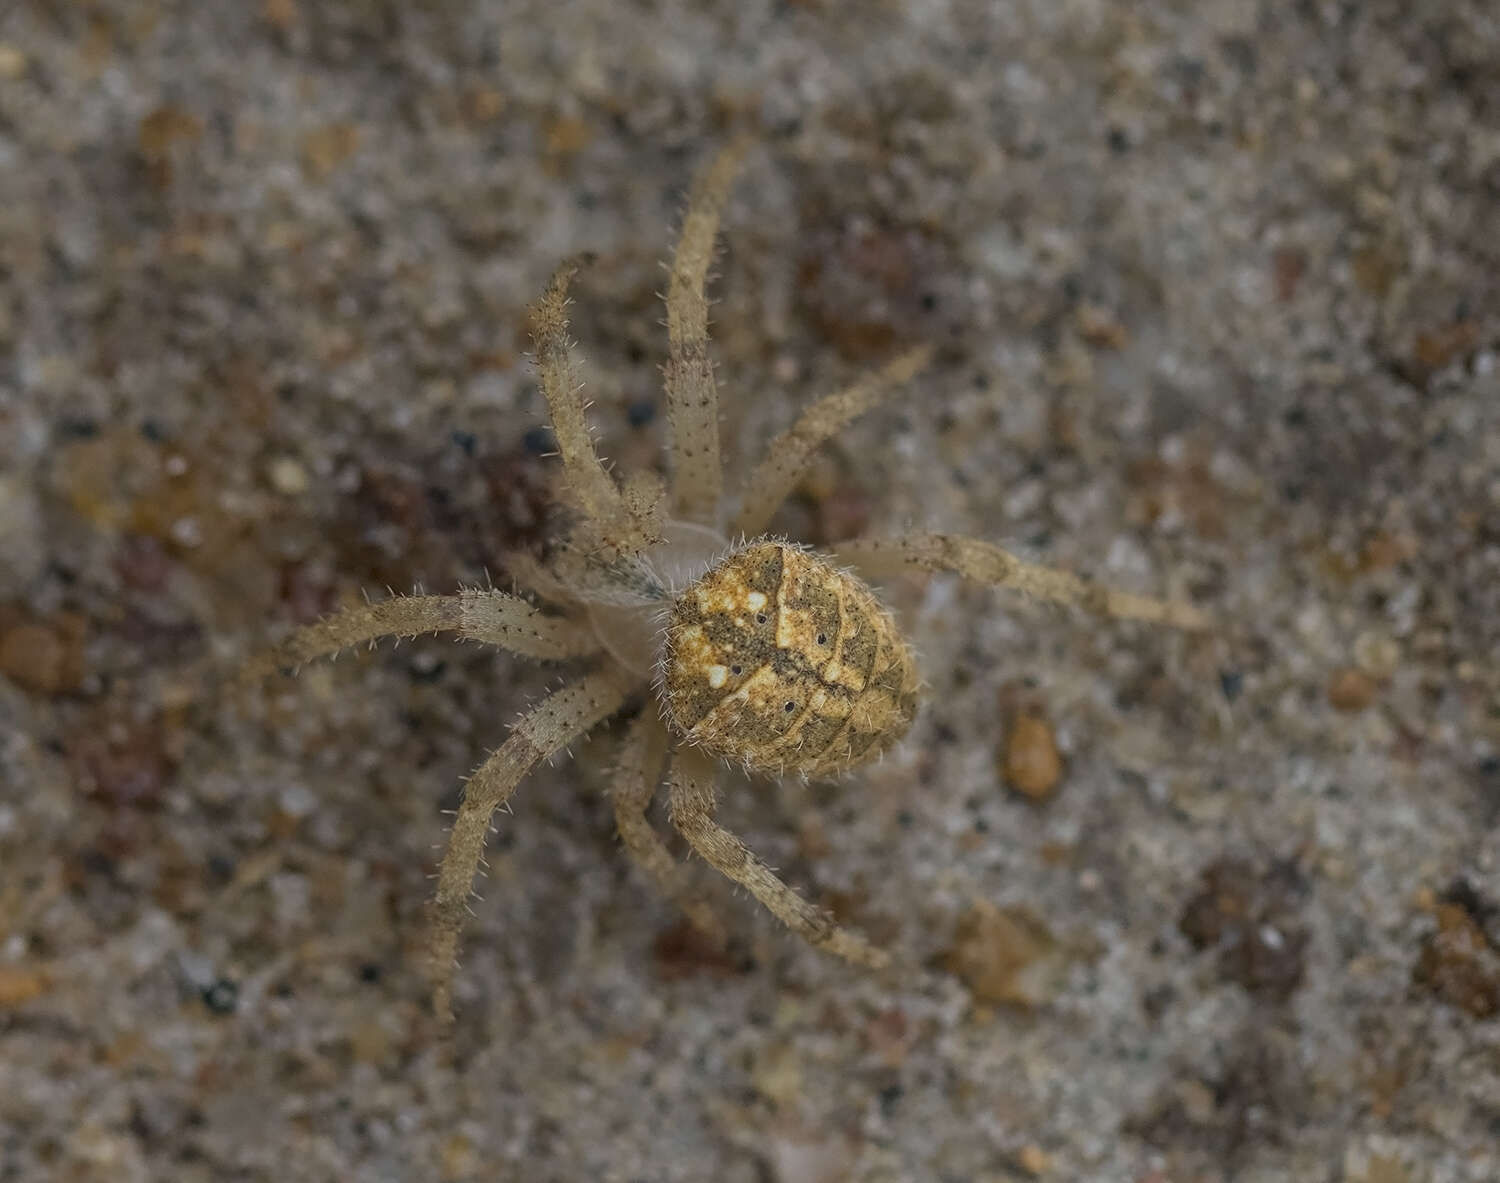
[{"x1": 2, "y1": 2, "x2": 1499, "y2": 1181}]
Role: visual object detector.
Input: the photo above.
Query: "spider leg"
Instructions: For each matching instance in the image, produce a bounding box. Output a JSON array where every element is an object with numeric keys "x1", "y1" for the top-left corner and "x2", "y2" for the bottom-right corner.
[
  {"x1": 428, "y1": 668, "x2": 629, "y2": 1023},
  {"x1": 731, "y1": 345, "x2": 932, "y2": 538},
  {"x1": 499, "y1": 552, "x2": 577, "y2": 607},
  {"x1": 663, "y1": 137, "x2": 751, "y2": 526},
  {"x1": 611, "y1": 710, "x2": 726, "y2": 943},
  {"x1": 667, "y1": 744, "x2": 888, "y2": 969},
  {"x1": 835, "y1": 533, "x2": 1209, "y2": 630},
  {"x1": 240, "y1": 590, "x2": 599, "y2": 686},
  {"x1": 620, "y1": 469, "x2": 666, "y2": 543},
  {"x1": 530, "y1": 260, "x2": 659, "y2": 551}
]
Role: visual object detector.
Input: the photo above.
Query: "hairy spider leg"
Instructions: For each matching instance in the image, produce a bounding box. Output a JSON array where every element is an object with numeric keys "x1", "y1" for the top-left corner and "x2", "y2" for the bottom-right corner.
[
  {"x1": 663, "y1": 137, "x2": 751, "y2": 527},
  {"x1": 428, "y1": 669, "x2": 630, "y2": 1022},
  {"x1": 611, "y1": 709, "x2": 727, "y2": 943},
  {"x1": 530, "y1": 259, "x2": 662, "y2": 552},
  {"x1": 836, "y1": 533, "x2": 1208, "y2": 631},
  {"x1": 731, "y1": 345, "x2": 933, "y2": 538},
  {"x1": 240, "y1": 591, "x2": 598, "y2": 688},
  {"x1": 667, "y1": 743, "x2": 888, "y2": 969}
]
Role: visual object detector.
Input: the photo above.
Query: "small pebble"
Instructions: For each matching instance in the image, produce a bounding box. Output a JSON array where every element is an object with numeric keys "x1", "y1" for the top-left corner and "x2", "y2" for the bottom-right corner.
[
  {"x1": 1017, "y1": 1144, "x2": 1053, "y2": 1176},
  {"x1": 750, "y1": 1042, "x2": 803, "y2": 1107},
  {"x1": 1353, "y1": 631, "x2": 1400, "y2": 679},
  {"x1": 1178, "y1": 857, "x2": 1308, "y2": 1000},
  {"x1": 0, "y1": 966, "x2": 49, "y2": 1008},
  {"x1": 1327, "y1": 667, "x2": 1377, "y2": 712},
  {"x1": 267, "y1": 456, "x2": 310, "y2": 496},
  {"x1": 1003, "y1": 712, "x2": 1063, "y2": 799},
  {"x1": 1413, "y1": 321, "x2": 1478, "y2": 372},
  {"x1": 0, "y1": 617, "x2": 86, "y2": 695},
  {"x1": 440, "y1": 1134, "x2": 480, "y2": 1182},
  {"x1": 1414, "y1": 903, "x2": 1500, "y2": 1019},
  {"x1": 263, "y1": 0, "x2": 298, "y2": 32},
  {"x1": 939, "y1": 900, "x2": 1064, "y2": 1008},
  {"x1": 1075, "y1": 301, "x2": 1128, "y2": 349},
  {"x1": 651, "y1": 918, "x2": 744, "y2": 980},
  {"x1": 463, "y1": 87, "x2": 505, "y2": 123},
  {"x1": 301, "y1": 123, "x2": 361, "y2": 178},
  {"x1": 201, "y1": 978, "x2": 239, "y2": 1014},
  {"x1": 543, "y1": 115, "x2": 592, "y2": 160},
  {"x1": 138, "y1": 106, "x2": 203, "y2": 162},
  {"x1": 0, "y1": 43, "x2": 26, "y2": 79},
  {"x1": 168, "y1": 516, "x2": 203, "y2": 548}
]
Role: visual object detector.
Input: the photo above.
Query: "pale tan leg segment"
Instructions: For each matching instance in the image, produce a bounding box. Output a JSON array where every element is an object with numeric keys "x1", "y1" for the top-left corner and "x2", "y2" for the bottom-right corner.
[
  {"x1": 530, "y1": 259, "x2": 655, "y2": 550},
  {"x1": 499, "y1": 552, "x2": 577, "y2": 607},
  {"x1": 456, "y1": 589, "x2": 602, "y2": 655},
  {"x1": 732, "y1": 345, "x2": 934, "y2": 538},
  {"x1": 240, "y1": 591, "x2": 599, "y2": 686},
  {"x1": 664, "y1": 137, "x2": 751, "y2": 526},
  {"x1": 667, "y1": 744, "x2": 888, "y2": 969},
  {"x1": 835, "y1": 533, "x2": 1209, "y2": 630},
  {"x1": 612, "y1": 711, "x2": 726, "y2": 942},
  {"x1": 620, "y1": 470, "x2": 666, "y2": 543},
  {"x1": 428, "y1": 669, "x2": 628, "y2": 1022}
]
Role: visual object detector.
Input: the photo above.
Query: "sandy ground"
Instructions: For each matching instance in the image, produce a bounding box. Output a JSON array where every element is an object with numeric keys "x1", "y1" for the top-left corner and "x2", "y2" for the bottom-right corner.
[{"x1": 2, "y1": 2, "x2": 1499, "y2": 1180}]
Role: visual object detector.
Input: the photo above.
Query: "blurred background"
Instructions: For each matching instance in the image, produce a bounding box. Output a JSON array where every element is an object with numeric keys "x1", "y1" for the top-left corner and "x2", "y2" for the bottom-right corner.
[{"x1": 1, "y1": 1, "x2": 1498, "y2": 1180}]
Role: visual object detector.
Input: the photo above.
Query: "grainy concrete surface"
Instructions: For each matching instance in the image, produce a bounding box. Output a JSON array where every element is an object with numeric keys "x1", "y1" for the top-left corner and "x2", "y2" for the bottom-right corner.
[{"x1": 2, "y1": 2, "x2": 1499, "y2": 1181}]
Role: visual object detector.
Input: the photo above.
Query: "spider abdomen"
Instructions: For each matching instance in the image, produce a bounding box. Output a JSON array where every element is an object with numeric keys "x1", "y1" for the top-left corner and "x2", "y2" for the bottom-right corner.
[{"x1": 660, "y1": 542, "x2": 920, "y2": 777}]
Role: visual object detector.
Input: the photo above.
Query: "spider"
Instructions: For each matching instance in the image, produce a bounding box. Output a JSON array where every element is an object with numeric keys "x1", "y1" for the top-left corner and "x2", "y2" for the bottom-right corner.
[{"x1": 244, "y1": 139, "x2": 1208, "y2": 1022}]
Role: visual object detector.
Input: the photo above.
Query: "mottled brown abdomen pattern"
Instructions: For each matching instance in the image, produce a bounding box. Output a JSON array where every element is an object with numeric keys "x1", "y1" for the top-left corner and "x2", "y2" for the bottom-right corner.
[{"x1": 660, "y1": 542, "x2": 921, "y2": 777}]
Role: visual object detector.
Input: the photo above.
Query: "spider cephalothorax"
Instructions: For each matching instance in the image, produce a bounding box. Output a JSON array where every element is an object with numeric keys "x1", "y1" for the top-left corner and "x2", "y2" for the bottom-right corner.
[{"x1": 244, "y1": 138, "x2": 1206, "y2": 1021}]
